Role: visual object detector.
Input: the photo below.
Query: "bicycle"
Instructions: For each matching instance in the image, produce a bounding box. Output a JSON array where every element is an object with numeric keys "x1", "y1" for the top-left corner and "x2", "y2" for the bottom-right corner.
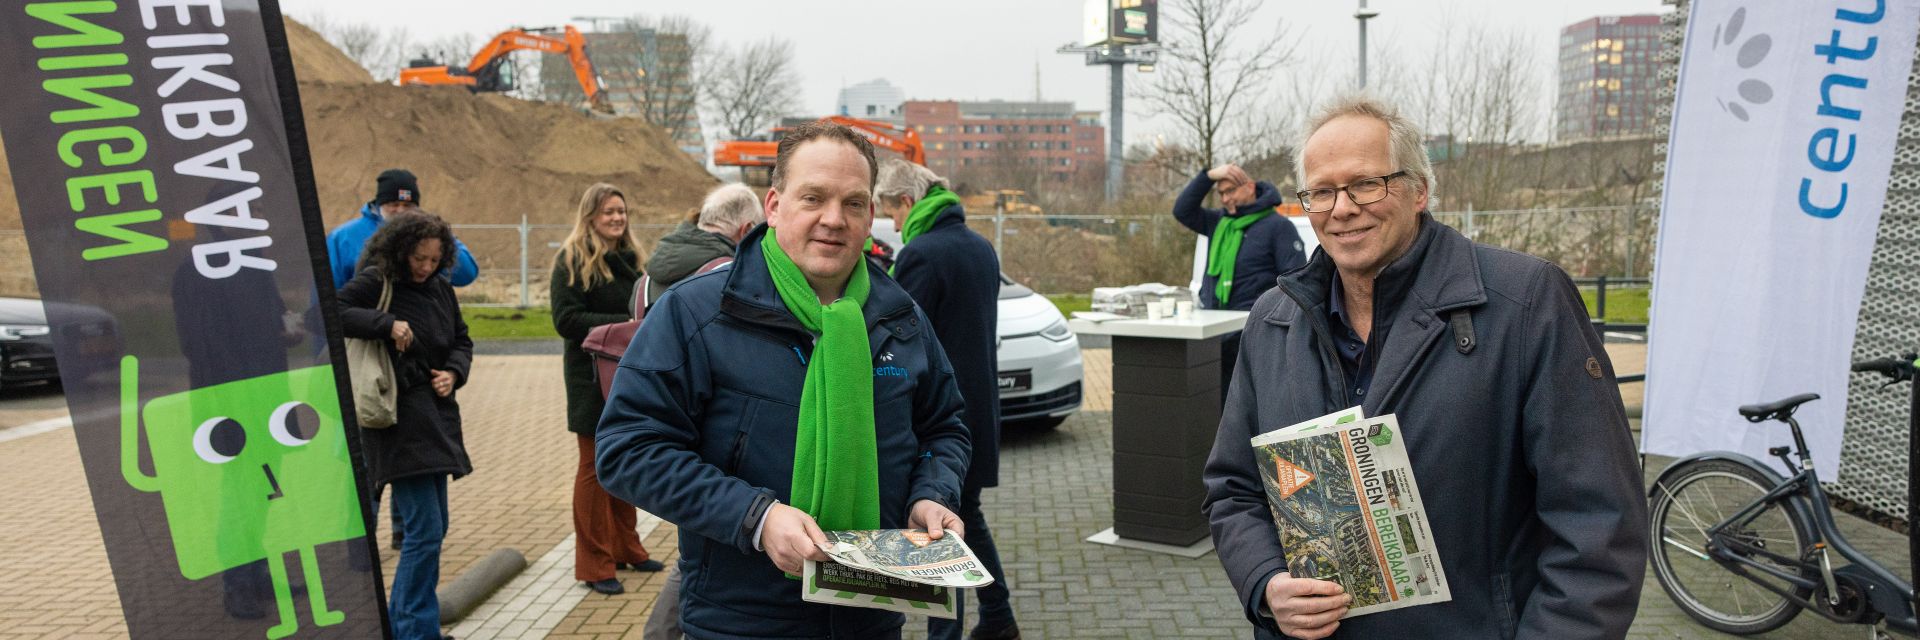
[{"x1": 1648, "y1": 353, "x2": 1919, "y2": 636}]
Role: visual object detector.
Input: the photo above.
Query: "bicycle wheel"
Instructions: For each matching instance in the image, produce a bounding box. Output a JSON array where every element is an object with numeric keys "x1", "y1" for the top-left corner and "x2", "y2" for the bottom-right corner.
[{"x1": 1649, "y1": 458, "x2": 1815, "y2": 634}]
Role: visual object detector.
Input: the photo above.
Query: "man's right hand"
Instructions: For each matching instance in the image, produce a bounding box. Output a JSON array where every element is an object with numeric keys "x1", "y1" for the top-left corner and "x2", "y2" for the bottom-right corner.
[
  {"x1": 1265, "y1": 572, "x2": 1350, "y2": 639},
  {"x1": 762, "y1": 503, "x2": 829, "y2": 575}
]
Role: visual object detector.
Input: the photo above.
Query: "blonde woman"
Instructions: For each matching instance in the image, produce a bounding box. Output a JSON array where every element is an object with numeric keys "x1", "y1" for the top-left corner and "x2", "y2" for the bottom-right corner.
[{"x1": 549, "y1": 183, "x2": 663, "y2": 595}]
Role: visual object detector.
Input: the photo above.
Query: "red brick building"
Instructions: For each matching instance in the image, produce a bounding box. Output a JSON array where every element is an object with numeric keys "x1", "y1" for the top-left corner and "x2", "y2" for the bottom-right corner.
[{"x1": 901, "y1": 100, "x2": 1107, "y2": 189}]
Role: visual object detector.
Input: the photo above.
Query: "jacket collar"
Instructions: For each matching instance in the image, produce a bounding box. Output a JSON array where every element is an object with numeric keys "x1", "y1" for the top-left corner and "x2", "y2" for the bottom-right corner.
[
  {"x1": 720, "y1": 223, "x2": 919, "y2": 335},
  {"x1": 1275, "y1": 212, "x2": 1487, "y2": 325},
  {"x1": 359, "y1": 202, "x2": 382, "y2": 223}
]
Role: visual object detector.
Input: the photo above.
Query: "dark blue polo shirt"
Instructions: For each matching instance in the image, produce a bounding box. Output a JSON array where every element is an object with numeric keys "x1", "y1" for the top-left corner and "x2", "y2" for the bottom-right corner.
[{"x1": 1329, "y1": 272, "x2": 1382, "y2": 404}]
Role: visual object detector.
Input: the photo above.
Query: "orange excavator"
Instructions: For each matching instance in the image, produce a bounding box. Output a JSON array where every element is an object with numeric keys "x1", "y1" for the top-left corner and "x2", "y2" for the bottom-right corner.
[
  {"x1": 399, "y1": 25, "x2": 617, "y2": 113},
  {"x1": 714, "y1": 116, "x2": 924, "y2": 185}
]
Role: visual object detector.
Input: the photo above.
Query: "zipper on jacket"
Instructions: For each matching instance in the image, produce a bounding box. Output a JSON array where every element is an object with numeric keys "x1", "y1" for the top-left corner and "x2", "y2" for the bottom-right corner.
[{"x1": 1278, "y1": 283, "x2": 1356, "y2": 411}]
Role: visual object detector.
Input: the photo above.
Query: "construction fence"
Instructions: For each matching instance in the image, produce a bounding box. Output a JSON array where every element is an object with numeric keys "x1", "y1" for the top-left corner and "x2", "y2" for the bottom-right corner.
[{"x1": 0, "y1": 206, "x2": 1657, "y2": 306}]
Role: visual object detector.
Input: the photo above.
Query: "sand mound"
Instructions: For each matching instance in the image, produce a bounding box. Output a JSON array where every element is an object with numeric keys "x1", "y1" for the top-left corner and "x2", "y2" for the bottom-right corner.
[
  {"x1": 285, "y1": 18, "x2": 374, "y2": 84},
  {"x1": 0, "y1": 18, "x2": 717, "y2": 299}
]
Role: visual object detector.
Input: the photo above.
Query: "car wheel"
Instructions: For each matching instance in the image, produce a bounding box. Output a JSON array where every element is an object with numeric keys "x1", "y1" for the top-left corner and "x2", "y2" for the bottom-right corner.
[{"x1": 1010, "y1": 415, "x2": 1068, "y2": 430}]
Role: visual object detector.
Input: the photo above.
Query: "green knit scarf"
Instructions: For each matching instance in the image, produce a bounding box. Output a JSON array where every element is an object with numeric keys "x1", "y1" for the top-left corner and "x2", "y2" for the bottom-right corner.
[
  {"x1": 1207, "y1": 208, "x2": 1274, "y2": 306},
  {"x1": 899, "y1": 184, "x2": 962, "y2": 247},
  {"x1": 760, "y1": 229, "x2": 880, "y2": 535}
]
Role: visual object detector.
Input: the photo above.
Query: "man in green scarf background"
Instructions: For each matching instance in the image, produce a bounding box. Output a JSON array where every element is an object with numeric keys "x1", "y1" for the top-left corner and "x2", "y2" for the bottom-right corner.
[
  {"x1": 1172, "y1": 163, "x2": 1310, "y2": 397},
  {"x1": 595, "y1": 121, "x2": 972, "y2": 640}
]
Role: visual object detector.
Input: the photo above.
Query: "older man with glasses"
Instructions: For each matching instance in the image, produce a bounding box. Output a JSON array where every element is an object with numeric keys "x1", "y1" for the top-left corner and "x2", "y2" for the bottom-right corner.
[{"x1": 1201, "y1": 92, "x2": 1647, "y2": 639}]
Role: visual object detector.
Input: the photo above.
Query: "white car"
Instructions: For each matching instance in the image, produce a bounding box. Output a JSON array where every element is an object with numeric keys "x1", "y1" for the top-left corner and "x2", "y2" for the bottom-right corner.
[{"x1": 871, "y1": 219, "x2": 1084, "y2": 429}]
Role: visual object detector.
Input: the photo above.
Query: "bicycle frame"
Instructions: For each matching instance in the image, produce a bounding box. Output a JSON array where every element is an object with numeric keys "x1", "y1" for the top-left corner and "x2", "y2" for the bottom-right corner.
[{"x1": 1692, "y1": 430, "x2": 1918, "y2": 631}]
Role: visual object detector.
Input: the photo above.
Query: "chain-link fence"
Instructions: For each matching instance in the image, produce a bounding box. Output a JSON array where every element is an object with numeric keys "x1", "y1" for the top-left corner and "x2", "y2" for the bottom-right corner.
[{"x1": 0, "y1": 207, "x2": 1658, "y2": 305}]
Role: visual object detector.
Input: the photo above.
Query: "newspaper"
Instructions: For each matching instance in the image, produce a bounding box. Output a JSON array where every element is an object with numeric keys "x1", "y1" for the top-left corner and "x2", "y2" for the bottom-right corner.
[
  {"x1": 800, "y1": 529, "x2": 992, "y2": 618},
  {"x1": 1251, "y1": 409, "x2": 1452, "y2": 617}
]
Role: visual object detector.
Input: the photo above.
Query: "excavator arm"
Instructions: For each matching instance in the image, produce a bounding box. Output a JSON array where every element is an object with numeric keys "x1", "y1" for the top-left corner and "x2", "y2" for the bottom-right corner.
[{"x1": 401, "y1": 25, "x2": 613, "y2": 112}]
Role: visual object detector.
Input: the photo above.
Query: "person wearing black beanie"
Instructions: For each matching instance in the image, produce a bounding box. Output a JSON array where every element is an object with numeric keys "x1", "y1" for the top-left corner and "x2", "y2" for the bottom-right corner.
[{"x1": 324, "y1": 168, "x2": 479, "y2": 289}]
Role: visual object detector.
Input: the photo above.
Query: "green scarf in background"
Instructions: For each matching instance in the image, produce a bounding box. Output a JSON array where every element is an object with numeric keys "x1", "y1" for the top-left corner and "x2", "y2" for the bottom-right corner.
[
  {"x1": 899, "y1": 184, "x2": 962, "y2": 248},
  {"x1": 760, "y1": 229, "x2": 880, "y2": 534},
  {"x1": 1207, "y1": 208, "x2": 1273, "y2": 306}
]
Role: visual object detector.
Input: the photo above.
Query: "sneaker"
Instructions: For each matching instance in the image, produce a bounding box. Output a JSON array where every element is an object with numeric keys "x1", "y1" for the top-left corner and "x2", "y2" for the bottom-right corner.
[
  {"x1": 584, "y1": 578, "x2": 624, "y2": 595},
  {"x1": 619, "y1": 560, "x2": 666, "y2": 572}
]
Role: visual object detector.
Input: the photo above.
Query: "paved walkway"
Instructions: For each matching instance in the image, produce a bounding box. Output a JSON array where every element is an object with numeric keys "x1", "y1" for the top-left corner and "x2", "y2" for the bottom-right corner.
[{"x1": 0, "y1": 344, "x2": 1909, "y2": 639}]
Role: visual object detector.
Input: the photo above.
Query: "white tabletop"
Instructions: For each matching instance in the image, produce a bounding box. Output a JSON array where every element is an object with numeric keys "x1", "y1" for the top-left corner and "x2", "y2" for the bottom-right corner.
[{"x1": 1068, "y1": 310, "x2": 1249, "y2": 340}]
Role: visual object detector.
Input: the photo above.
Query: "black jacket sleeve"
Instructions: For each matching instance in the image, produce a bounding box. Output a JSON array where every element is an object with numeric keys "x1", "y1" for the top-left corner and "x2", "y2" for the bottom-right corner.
[
  {"x1": 550, "y1": 257, "x2": 631, "y2": 342},
  {"x1": 1173, "y1": 170, "x2": 1227, "y2": 236},
  {"x1": 1272, "y1": 215, "x2": 1309, "y2": 274},
  {"x1": 1515, "y1": 267, "x2": 1648, "y2": 638},
  {"x1": 443, "y1": 281, "x2": 474, "y2": 388},
  {"x1": 336, "y1": 267, "x2": 395, "y2": 341}
]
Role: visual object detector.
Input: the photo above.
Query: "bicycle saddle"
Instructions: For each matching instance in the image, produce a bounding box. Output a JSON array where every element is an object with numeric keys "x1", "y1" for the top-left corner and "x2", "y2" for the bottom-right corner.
[{"x1": 1738, "y1": 393, "x2": 1821, "y2": 422}]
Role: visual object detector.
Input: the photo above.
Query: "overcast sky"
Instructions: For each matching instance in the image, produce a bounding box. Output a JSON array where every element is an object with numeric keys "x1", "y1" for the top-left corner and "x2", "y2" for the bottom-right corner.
[{"x1": 282, "y1": 0, "x2": 1672, "y2": 147}]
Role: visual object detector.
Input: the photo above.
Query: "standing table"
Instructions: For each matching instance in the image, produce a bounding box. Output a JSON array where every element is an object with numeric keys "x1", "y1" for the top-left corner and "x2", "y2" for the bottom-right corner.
[{"x1": 1070, "y1": 310, "x2": 1248, "y2": 557}]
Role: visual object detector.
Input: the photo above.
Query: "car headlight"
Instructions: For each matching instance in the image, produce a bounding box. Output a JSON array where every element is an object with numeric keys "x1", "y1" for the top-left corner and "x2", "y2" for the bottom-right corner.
[
  {"x1": 1039, "y1": 319, "x2": 1073, "y2": 342},
  {"x1": 0, "y1": 325, "x2": 50, "y2": 341}
]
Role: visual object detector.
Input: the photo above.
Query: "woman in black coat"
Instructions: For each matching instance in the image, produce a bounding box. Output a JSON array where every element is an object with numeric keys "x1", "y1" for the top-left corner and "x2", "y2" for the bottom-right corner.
[
  {"x1": 338, "y1": 212, "x2": 472, "y2": 640},
  {"x1": 549, "y1": 183, "x2": 663, "y2": 597}
]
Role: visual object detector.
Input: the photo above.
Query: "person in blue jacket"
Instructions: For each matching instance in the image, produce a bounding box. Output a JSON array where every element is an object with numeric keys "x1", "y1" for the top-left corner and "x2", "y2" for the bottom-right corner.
[
  {"x1": 595, "y1": 121, "x2": 972, "y2": 640},
  {"x1": 327, "y1": 169, "x2": 479, "y2": 289}
]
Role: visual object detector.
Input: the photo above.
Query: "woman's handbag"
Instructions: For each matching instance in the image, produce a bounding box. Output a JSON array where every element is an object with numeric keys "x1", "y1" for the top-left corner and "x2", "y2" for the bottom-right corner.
[{"x1": 348, "y1": 276, "x2": 399, "y2": 429}]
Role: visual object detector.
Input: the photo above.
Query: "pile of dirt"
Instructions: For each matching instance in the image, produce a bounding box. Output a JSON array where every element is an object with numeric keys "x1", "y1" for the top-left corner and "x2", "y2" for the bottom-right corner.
[{"x1": 0, "y1": 18, "x2": 717, "y2": 298}]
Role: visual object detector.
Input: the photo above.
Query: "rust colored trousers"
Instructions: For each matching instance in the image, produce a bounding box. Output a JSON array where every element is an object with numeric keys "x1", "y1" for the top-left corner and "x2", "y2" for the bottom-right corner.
[{"x1": 574, "y1": 434, "x2": 650, "y2": 581}]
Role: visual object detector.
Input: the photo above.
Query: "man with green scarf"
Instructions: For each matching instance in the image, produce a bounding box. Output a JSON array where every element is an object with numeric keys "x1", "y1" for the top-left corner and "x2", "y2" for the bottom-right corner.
[
  {"x1": 1173, "y1": 163, "x2": 1310, "y2": 395},
  {"x1": 877, "y1": 159, "x2": 1020, "y2": 640},
  {"x1": 1172, "y1": 163, "x2": 1309, "y2": 312},
  {"x1": 596, "y1": 121, "x2": 972, "y2": 640}
]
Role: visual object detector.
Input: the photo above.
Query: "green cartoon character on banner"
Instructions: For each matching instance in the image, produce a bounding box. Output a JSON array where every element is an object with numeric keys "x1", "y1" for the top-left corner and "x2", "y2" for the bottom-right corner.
[{"x1": 119, "y1": 355, "x2": 366, "y2": 639}]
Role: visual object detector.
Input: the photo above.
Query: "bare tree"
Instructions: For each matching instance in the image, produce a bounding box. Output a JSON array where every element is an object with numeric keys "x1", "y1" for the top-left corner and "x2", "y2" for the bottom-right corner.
[
  {"x1": 609, "y1": 16, "x2": 713, "y2": 142},
  {"x1": 1135, "y1": 0, "x2": 1296, "y2": 174},
  {"x1": 705, "y1": 37, "x2": 802, "y2": 139},
  {"x1": 301, "y1": 13, "x2": 409, "y2": 81}
]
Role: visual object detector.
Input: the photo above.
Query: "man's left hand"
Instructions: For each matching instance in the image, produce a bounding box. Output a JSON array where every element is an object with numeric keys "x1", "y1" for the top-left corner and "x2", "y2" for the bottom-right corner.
[{"x1": 908, "y1": 500, "x2": 964, "y2": 539}]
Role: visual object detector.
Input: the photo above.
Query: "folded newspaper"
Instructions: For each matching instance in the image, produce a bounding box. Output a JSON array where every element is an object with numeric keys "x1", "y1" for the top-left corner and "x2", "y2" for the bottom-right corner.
[
  {"x1": 1251, "y1": 407, "x2": 1451, "y2": 617},
  {"x1": 801, "y1": 529, "x2": 993, "y2": 618}
]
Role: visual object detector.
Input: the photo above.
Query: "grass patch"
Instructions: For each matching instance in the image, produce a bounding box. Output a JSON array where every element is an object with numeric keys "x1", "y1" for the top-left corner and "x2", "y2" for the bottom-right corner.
[
  {"x1": 1581, "y1": 286, "x2": 1650, "y2": 325},
  {"x1": 1046, "y1": 293, "x2": 1092, "y2": 317},
  {"x1": 463, "y1": 306, "x2": 555, "y2": 340}
]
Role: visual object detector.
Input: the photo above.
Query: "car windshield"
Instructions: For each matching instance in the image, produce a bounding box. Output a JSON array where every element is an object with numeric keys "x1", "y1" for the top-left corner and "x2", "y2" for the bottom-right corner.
[{"x1": 998, "y1": 274, "x2": 1032, "y2": 300}]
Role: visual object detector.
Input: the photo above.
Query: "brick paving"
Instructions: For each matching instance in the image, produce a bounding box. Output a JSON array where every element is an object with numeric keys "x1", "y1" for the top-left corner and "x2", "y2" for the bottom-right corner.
[{"x1": 0, "y1": 344, "x2": 1912, "y2": 639}]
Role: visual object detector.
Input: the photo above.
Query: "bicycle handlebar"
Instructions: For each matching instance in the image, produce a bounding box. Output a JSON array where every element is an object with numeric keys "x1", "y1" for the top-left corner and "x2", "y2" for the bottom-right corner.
[{"x1": 1851, "y1": 353, "x2": 1918, "y2": 382}]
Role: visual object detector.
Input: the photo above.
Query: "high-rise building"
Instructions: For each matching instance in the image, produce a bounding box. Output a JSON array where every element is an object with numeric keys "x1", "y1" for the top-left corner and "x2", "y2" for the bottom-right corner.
[
  {"x1": 902, "y1": 100, "x2": 1106, "y2": 186},
  {"x1": 539, "y1": 27, "x2": 706, "y2": 162},
  {"x1": 836, "y1": 79, "x2": 905, "y2": 123},
  {"x1": 1555, "y1": 15, "x2": 1665, "y2": 141}
]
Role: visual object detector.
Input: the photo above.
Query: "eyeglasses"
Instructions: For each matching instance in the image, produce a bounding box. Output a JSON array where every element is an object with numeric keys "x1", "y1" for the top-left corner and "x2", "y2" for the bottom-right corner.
[{"x1": 1295, "y1": 171, "x2": 1409, "y2": 213}]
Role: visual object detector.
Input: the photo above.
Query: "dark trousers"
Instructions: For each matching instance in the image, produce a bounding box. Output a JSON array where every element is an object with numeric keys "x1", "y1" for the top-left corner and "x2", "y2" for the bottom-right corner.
[
  {"x1": 575, "y1": 434, "x2": 650, "y2": 581},
  {"x1": 927, "y1": 483, "x2": 1015, "y2": 639}
]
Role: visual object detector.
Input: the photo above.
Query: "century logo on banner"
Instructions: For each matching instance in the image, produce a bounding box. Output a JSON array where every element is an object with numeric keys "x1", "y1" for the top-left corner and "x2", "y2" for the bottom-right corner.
[
  {"x1": 1642, "y1": 0, "x2": 1920, "y2": 481},
  {"x1": 0, "y1": 1, "x2": 387, "y2": 638}
]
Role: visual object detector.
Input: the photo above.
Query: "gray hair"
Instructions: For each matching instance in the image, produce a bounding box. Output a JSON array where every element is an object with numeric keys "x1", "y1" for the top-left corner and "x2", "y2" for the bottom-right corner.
[
  {"x1": 875, "y1": 158, "x2": 951, "y2": 202},
  {"x1": 697, "y1": 183, "x2": 764, "y2": 232},
  {"x1": 1294, "y1": 92, "x2": 1437, "y2": 198}
]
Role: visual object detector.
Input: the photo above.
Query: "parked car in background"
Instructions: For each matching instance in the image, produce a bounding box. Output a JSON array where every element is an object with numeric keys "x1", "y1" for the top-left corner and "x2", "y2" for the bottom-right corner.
[
  {"x1": 870, "y1": 219, "x2": 1084, "y2": 429},
  {"x1": 0, "y1": 297, "x2": 57, "y2": 391}
]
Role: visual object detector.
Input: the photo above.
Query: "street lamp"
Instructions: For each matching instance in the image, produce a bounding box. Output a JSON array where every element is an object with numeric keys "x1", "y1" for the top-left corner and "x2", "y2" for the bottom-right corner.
[{"x1": 1355, "y1": 1, "x2": 1380, "y2": 88}]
